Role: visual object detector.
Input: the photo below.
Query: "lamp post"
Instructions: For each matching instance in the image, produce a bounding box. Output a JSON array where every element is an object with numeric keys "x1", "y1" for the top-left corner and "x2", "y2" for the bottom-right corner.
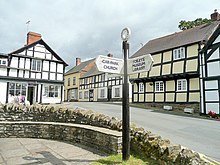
[{"x1": 121, "y1": 27, "x2": 131, "y2": 161}]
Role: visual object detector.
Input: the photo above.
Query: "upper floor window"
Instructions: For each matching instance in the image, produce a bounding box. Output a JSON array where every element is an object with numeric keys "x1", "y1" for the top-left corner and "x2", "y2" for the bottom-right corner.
[
  {"x1": 139, "y1": 83, "x2": 144, "y2": 93},
  {"x1": 0, "y1": 59, "x2": 7, "y2": 66},
  {"x1": 177, "y1": 79, "x2": 187, "y2": 91},
  {"x1": 173, "y1": 47, "x2": 185, "y2": 60},
  {"x1": 73, "y1": 77, "x2": 76, "y2": 85},
  {"x1": 32, "y1": 59, "x2": 42, "y2": 72},
  {"x1": 68, "y1": 78, "x2": 70, "y2": 86},
  {"x1": 155, "y1": 81, "x2": 164, "y2": 92}
]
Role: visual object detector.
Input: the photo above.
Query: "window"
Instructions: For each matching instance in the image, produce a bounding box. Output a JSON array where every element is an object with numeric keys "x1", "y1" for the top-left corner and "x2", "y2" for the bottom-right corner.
[
  {"x1": 0, "y1": 59, "x2": 7, "y2": 66},
  {"x1": 139, "y1": 83, "x2": 144, "y2": 93},
  {"x1": 177, "y1": 79, "x2": 187, "y2": 91},
  {"x1": 73, "y1": 77, "x2": 76, "y2": 85},
  {"x1": 115, "y1": 88, "x2": 120, "y2": 97},
  {"x1": 100, "y1": 89, "x2": 105, "y2": 98},
  {"x1": 101, "y1": 74, "x2": 105, "y2": 81},
  {"x1": 31, "y1": 59, "x2": 42, "y2": 71},
  {"x1": 84, "y1": 91, "x2": 89, "y2": 99},
  {"x1": 9, "y1": 82, "x2": 27, "y2": 96},
  {"x1": 173, "y1": 47, "x2": 185, "y2": 60},
  {"x1": 68, "y1": 78, "x2": 70, "y2": 86},
  {"x1": 79, "y1": 92, "x2": 83, "y2": 99},
  {"x1": 155, "y1": 81, "x2": 164, "y2": 92},
  {"x1": 44, "y1": 85, "x2": 60, "y2": 97}
]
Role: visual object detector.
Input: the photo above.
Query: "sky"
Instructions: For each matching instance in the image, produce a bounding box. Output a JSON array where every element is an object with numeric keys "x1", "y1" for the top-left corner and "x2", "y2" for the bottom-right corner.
[{"x1": 0, "y1": 0, "x2": 220, "y2": 70}]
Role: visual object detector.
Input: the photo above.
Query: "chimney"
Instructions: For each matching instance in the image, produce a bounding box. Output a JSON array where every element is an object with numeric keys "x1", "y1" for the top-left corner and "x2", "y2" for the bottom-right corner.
[
  {"x1": 76, "y1": 58, "x2": 81, "y2": 66},
  {"x1": 27, "y1": 32, "x2": 42, "y2": 45},
  {"x1": 107, "y1": 53, "x2": 113, "y2": 58},
  {"x1": 211, "y1": 9, "x2": 220, "y2": 21}
]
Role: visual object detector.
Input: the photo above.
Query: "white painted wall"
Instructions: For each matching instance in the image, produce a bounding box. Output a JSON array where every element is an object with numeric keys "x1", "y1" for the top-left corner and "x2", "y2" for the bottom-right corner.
[
  {"x1": 43, "y1": 61, "x2": 49, "y2": 71},
  {"x1": 9, "y1": 69, "x2": 17, "y2": 77},
  {"x1": 11, "y1": 57, "x2": 18, "y2": 68},
  {"x1": 0, "y1": 81, "x2": 7, "y2": 103},
  {"x1": 0, "y1": 68, "x2": 7, "y2": 76},
  {"x1": 57, "y1": 64, "x2": 63, "y2": 73},
  {"x1": 50, "y1": 62, "x2": 56, "y2": 72},
  {"x1": 25, "y1": 59, "x2": 30, "y2": 69},
  {"x1": 19, "y1": 58, "x2": 25, "y2": 69}
]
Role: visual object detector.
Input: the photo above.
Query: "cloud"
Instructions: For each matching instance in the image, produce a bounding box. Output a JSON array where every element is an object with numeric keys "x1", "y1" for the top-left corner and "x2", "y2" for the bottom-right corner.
[{"x1": 0, "y1": 0, "x2": 220, "y2": 70}]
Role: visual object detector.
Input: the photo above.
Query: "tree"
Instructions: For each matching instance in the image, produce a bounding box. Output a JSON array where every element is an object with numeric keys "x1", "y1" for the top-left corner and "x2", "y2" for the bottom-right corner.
[{"x1": 178, "y1": 18, "x2": 212, "y2": 30}]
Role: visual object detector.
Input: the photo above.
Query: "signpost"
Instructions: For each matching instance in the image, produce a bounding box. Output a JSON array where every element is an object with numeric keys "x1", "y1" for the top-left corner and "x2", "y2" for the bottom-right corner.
[
  {"x1": 95, "y1": 55, "x2": 124, "y2": 74},
  {"x1": 95, "y1": 27, "x2": 154, "y2": 162},
  {"x1": 121, "y1": 27, "x2": 131, "y2": 161},
  {"x1": 128, "y1": 54, "x2": 154, "y2": 74}
]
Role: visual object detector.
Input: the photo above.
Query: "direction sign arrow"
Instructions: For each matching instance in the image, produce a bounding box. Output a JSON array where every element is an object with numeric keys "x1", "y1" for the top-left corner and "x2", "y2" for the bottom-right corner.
[
  {"x1": 128, "y1": 54, "x2": 154, "y2": 74},
  {"x1": 95, "y1": 55, "x2": 124, "y2": 74}
]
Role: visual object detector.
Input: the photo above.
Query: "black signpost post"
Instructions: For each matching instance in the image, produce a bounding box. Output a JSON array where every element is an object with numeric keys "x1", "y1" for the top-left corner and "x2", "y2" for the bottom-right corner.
[{"x1": 121, "y1": 28, "x2": 131, "y2": 161}]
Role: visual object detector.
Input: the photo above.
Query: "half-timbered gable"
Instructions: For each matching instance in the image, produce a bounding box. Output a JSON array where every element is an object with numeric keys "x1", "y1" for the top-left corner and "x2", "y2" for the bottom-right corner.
[
  {"x1": 0, "y1": 32, "x2": 67, "y2": 104},
  {"x1": 130, "y1": 16, "x2": 220, "y2": 111},
  {"x1": 200, "y1": 16, "x2": 220, "y2": 114}
]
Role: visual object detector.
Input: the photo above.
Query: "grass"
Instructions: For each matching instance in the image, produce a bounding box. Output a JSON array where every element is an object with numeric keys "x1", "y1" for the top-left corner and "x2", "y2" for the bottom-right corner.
[{"x1": 91, "y1": 154, "x2": 158, "y2": 165}]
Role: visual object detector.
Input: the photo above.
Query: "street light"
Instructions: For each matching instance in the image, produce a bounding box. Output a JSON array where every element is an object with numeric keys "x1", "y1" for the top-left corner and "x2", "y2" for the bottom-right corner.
[{"x1": 121, "y1": 27, "x2": 131, "y2": 161}]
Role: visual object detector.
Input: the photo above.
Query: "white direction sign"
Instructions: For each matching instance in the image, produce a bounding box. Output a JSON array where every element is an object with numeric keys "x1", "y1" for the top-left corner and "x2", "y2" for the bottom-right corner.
[
  {"x1": 128, "y1": 54, "x2": 154, "y2": 74},
  {"x1": 95, "y1": 55, "x2": 124, "y2": 74}
]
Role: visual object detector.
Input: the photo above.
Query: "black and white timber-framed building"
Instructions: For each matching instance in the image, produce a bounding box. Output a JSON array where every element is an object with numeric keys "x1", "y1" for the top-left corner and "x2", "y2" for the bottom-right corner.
[
  {"x1": 130, "y1": 10, "x2": 220, "y2": 114},
  {"x1": 0, "y1": 32, "x2": 67, "y2": 104}
]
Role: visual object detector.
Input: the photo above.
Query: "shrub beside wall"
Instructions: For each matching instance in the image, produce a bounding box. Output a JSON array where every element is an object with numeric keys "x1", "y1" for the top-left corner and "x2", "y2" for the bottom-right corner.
[{"x1": 0, "y1": 103, "x2": 209, "y2": 164}]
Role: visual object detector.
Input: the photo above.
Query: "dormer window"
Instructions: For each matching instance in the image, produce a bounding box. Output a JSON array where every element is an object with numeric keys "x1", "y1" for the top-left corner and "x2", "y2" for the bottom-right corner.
[{"x1": 173, "y1": 47, "x2": 185, "y2": 60}]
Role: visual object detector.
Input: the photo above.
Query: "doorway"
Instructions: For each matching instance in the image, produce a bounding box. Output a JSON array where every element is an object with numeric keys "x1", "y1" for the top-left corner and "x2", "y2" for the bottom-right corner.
[
  {"x1": 108, "y1": 87, "x2": 112, "y2": 101},
  {"x1": 89, "y1": 90, "x2": 94, "y2": 102},
  {"x1": 27, "y1": 87, "x2": 35, "y2": 105}
]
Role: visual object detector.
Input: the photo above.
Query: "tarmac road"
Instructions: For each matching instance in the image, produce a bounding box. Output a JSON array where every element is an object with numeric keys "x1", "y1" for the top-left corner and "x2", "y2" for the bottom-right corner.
[{"x1": 64, "y1": 102, "x2": 220, "y2": 162}]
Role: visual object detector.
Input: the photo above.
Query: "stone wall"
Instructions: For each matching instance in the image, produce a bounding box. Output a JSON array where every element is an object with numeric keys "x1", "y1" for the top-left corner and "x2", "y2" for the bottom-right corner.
[
  {"x1": 0, "y1": 121, "x2": 121, "y2": 154},
  {"x1": 0, "y1": 103, "x2": 210, "y2": 164}
]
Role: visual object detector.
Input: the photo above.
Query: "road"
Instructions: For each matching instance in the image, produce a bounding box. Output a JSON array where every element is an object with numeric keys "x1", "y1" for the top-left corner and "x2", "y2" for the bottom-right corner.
[{"x1": 63, "y1": 102, "x2": 220, "y2": 161}]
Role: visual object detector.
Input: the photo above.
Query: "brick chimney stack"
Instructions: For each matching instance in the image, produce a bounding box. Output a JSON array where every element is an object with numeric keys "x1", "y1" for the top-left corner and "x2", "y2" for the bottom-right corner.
[
  {"x1": 211, "y1": 9, "x2": 220, "y2": 21},
  {"x1": 76, "y1": 58, "x2": 81, "y2": 66},
  {"x1": 27, "y1": 32, "x2": 42, "y2": 45}
]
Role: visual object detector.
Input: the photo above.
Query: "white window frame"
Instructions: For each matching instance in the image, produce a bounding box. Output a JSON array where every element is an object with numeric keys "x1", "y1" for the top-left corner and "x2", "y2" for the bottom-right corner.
[
  {"x1": 155, "y1": 81, "x2": 164, "y2": 92},
  {"x1": 139, "y1": 83, "x2": 144, "y2": 93},
  {"x1": 114, "y1": 87, "x2": 120, "y2": 97},
  {"x1": 84, "y1": 91, "x2": 89, "y2": 99},
  {"x1": 79, "y1": 91, "x2": 83, "y2": 99},
  {"x1": 173, "y1": 47, "x2": 185, "y2": 60},
  {"x1": 100, "y1": 89, "x2": 105, "y2": 98},
  {"x1": 44, "y1": 85, "x2": 60, "y2": 98},
  {"x1": 0, "y1": 59, "x2": 7, "y2": 66},
  {"x1": 73, "y1": 77, "x2": 76, "y2": 85},
  {"x1": 177, "y1": 79, "x2": 187, "y2": 91},
  {"x1": 31, "y1": 59, "x2": 42, "y2": 72}
]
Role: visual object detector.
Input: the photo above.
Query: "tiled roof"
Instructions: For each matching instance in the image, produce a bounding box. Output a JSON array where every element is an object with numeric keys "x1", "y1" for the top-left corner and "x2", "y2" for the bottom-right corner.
[
  {"x1": 65, "y1": 58, "x2": 95, "y2": 75},
  {"x1": 131, "y1": 20, "x2": 220, "y2": 58},
  {"x1": 80, "y1": 64, "x2": 103, "y2": 78}
]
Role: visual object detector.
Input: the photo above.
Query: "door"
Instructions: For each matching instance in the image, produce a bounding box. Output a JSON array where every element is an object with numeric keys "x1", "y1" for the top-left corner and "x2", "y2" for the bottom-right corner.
[
  {"x1": 108, "y1": 87, "x2": 112, "y2": 101},
  {"x1": 27, "y1": 87, "x2": 35, "y2": 105},
  {"x1": 89, "y1": 90, "x2": 94, "y2": 102}
]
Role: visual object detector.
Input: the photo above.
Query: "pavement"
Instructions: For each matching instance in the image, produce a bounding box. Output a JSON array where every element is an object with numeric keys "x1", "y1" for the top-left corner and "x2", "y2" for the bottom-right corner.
[{"x1": 0, "y1": 138, "x2": 105, "y2": 165}]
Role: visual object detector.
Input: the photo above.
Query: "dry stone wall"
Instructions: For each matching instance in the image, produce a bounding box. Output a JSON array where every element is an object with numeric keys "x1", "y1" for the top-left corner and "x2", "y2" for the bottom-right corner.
[{"x1": 0, "y1": 103, "x2": 210, "y2": 164}]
